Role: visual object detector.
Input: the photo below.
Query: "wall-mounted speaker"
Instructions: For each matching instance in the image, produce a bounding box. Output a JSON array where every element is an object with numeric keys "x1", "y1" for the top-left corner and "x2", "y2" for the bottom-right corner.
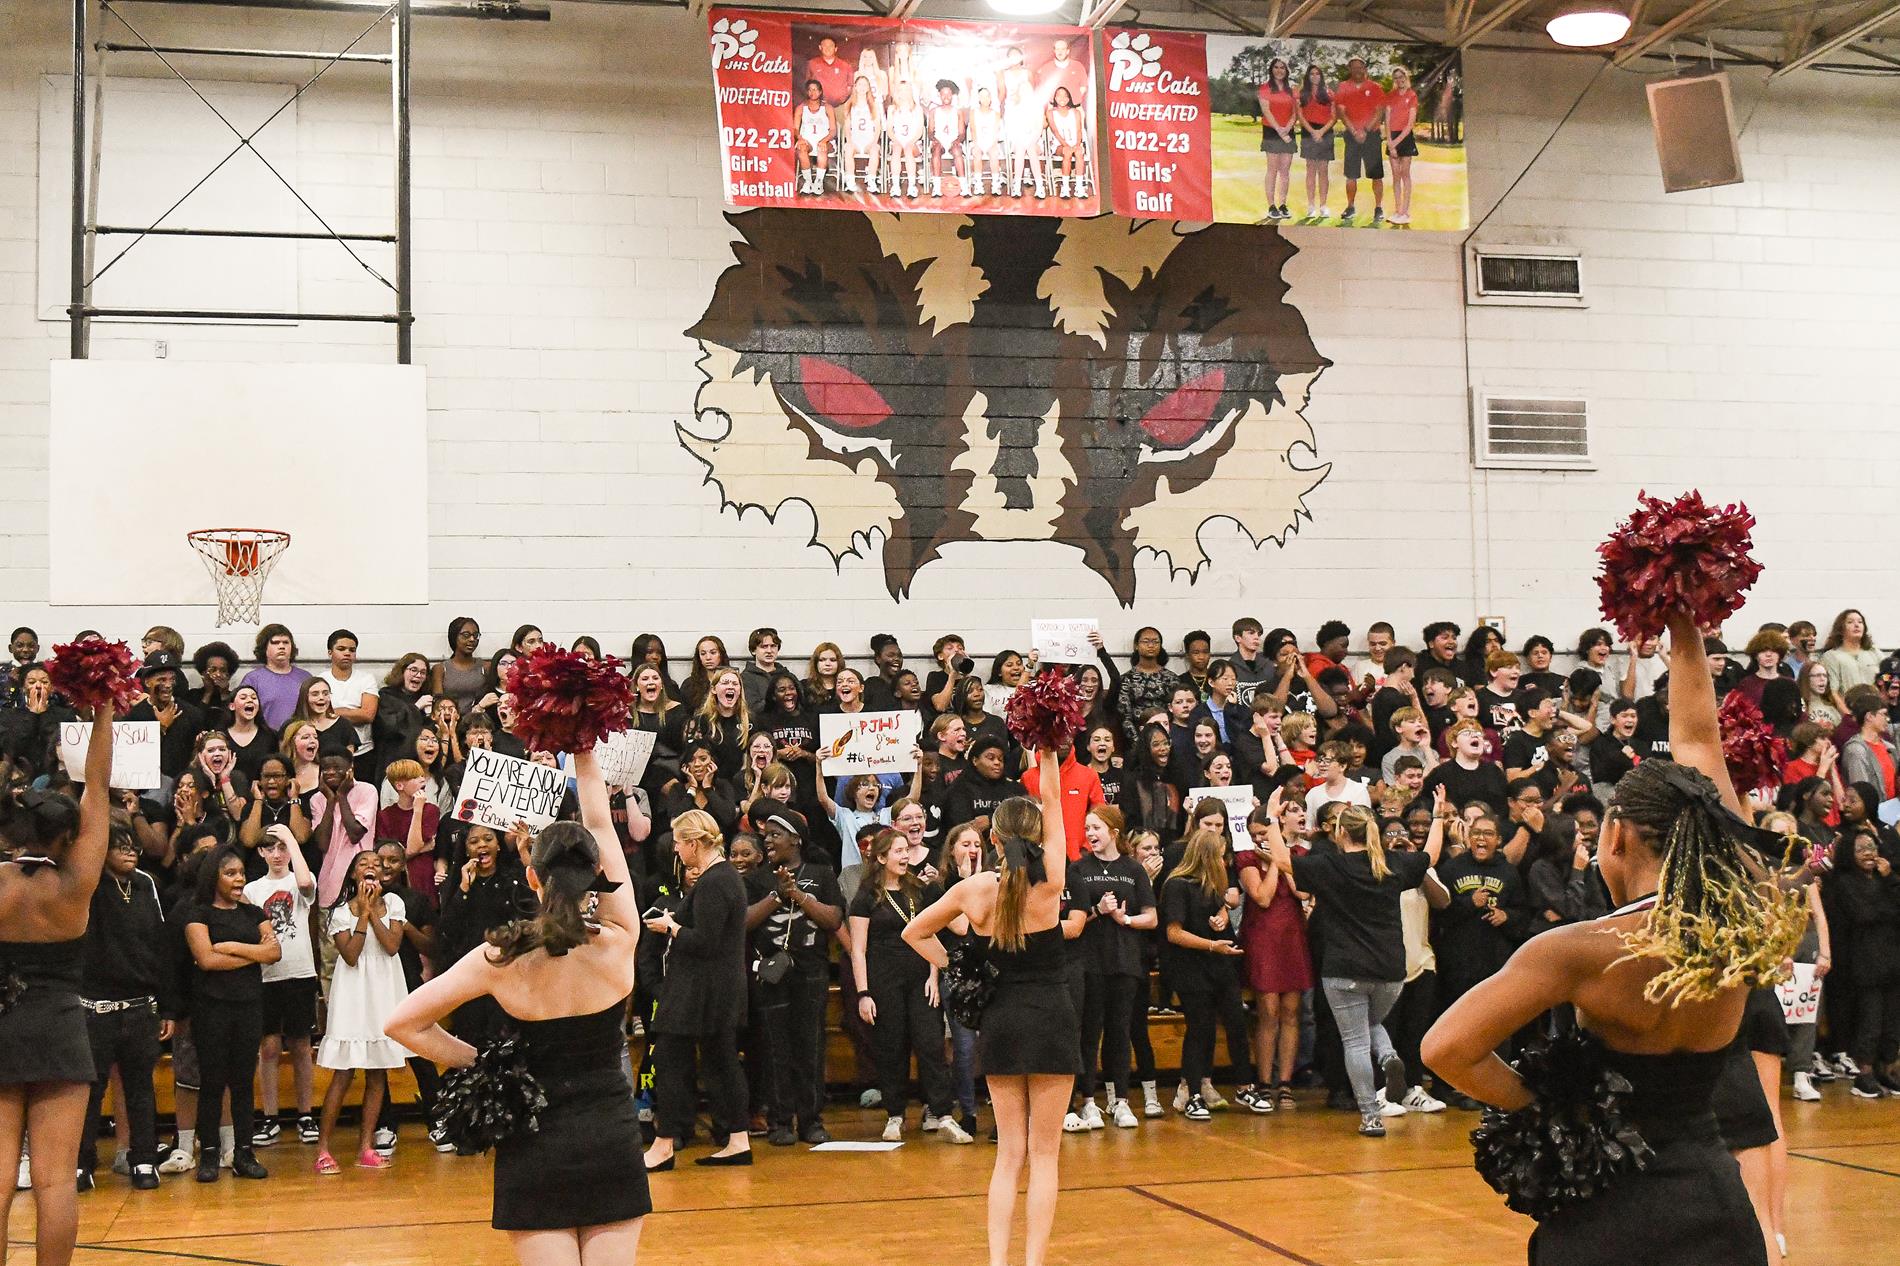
[{"x1": 1645, "y1": 71, "x2": 1743, "y2": 193}]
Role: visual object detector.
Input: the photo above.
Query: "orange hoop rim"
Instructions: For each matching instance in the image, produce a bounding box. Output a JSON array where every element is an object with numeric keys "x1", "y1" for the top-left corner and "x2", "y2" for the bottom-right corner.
[{"x1": 187, "y1": 528, "x2": 291, "y2": 578}]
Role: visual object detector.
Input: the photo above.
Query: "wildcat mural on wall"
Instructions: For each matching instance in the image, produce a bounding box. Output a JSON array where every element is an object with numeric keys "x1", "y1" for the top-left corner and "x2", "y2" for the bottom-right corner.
[{"x1": 680, "y1": 210, "x2": 1331, "y2": 605}]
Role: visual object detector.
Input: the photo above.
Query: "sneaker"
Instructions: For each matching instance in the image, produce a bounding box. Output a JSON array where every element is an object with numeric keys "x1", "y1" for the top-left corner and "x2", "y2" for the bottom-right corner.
[
  {"x1": 252, "y1": 1120, "x2": 281, "y2": 1148},
  {"x1": 767, "y1": 1125, "x2": 797, "y2": 1147},
  {"x1": 801, "y1": 1123, "x2": 832, "y2": 1146},
  {"x1": 1371, "y1": 208, "x2": 1385, "y2": 226},
  {"x1": 231, "y1": 1149, "x2": 267, "y2": 1180},
  {"x1": 1374, "y1": 1089, "x2": 1408, "y2": 1118},
  {"x1": 859, "y1": 1088, "x2": 883, "y2": 1110},
  {"x1": 76, "y1": 1168, "x2": 94, "y2": 1193},
  {"x1": 1381, "y1": 1053, "x2": 1408, "y2": 1104},
  {"x1": 1402, "y1": 1086, "x2": 1448, "y2": 1114},
  {"x1": 195, "y1": 1154, "x2": 220, "y2": 1183},
  {"x1": 1081, "y1": 1100, "x2": 1105, "y2": 1130},
  {"x1": 1183, "y1": 1094, "x2": 1212, "y2": 1122},
  {"x1": 1791, "y1": 1072, "x2": 1822, "y2": 1102},
  {"x1": 1276, "y1": 1085, "x2": 1296, "y2": 1110},
  {"x1": 111, "y1": 1151, "x2": 130, "y2": 1177},
  {"x1": 157, "y1": 1146, "x2": 194, "y2": 1176},
  {"x1": 373, "y1": 1126, "x2": 397, "y2": 1155},
  {"x1": 1235, "y1": 1087, "x2": 1274, "y2": 1114},
  {"x1": 130, "y1": 1164, "x2": 158, "y2": 1191},
  {"x1": 1851, "y1": 1074, "x2": 1883, "y2": 1099},
  {"x1": 1358, "y1": 1112, "x2": 1386, "y2": 1138},
  {"x1": 1111, "y1": 1099, "x2": 1139, "y2": 1129},
  {"x1": 1809, "y1": 1053, "x2": 1837, "y2": 1082},
  {"x1": 1200, "y1": 1081, "x2": 1228, "y2": 1111},
  {"x1": 920, "y1": 1113, "x2": 945, "y2": 1132},
  {"x1": 881, "y1": 1116, "x2": 903, "y2": 1142},
  {"x1": 1062, "y1": 1111, "x2": 1089, "y2": 1133},
  {"x1": 357, "y1": 1148, "x2": 391, "y2": 1169},
  {"x1": 938, "y1": 1116, "x2": 974, "y2": 1145},
  {"x1": 1143, "y1": 1087, "x2": 1163, "y2": 1117},
  {"x1": 1172, "y1": 1081, "x2": 1190, "y2": 1113},
  {"x1": 1880, "y1": 1073, "x2": 1900, "y2": 1097},
  {"x1": 220, "y1": 1150, "x2": 234, "y2": 1170},
  {"x1": 1834, "y1": 1053, "x2": 1861, "y2": 1077},
  {"x1": 429, "y1": 1124, "x2": 455, "y2": 1153},
  {"x1": 1339, "y1": 205, "x2": 1356, "y2": 224},
  {"x1": 298, "y1": 1116, "x2": 319, "y2": 1144}
]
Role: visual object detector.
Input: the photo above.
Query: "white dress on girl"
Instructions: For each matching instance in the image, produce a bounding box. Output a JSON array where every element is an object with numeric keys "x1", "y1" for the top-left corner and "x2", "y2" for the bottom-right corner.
[{"x1": 318, "y1": 893, "x2": 413, "y2": 1070}]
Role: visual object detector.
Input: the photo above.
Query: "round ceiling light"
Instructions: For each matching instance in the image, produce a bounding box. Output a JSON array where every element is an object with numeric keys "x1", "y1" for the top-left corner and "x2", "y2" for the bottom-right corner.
[{"x1": 1546, "y1": 4, "x2": 1632, "y2": 47}]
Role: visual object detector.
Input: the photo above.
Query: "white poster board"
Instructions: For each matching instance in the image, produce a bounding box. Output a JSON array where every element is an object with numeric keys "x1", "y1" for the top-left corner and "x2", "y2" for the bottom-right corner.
[
  {"x1": 453, "y1": 748, "x2": 565, "y2": 831},
  {"x1": 1031, "y1": 618, "x2": 1098, "y2": 666},
  {"x1": 58, "y1": 721, "x2": 162, "y2": 791},
  {"x1": 819, "y1": 710, "x2": 922, "y2": 776},
  {"x1": 597, "y1": 729, "x2": 657, "y2": 792},
  {"x1": 1189, "y1": 786, "x2": 1255, "y2": 852},
  {"x1": 1776, "y1": 961, "x2": 1821, "y2": 1026}
]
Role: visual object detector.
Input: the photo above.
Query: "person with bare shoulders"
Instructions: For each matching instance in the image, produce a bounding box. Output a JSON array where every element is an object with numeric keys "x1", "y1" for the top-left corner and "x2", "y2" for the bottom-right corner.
[
  {"x1": 1423, "y1": 613, "x2": 1804, "y2": 1266},
  {"x1": 0, "y1": 714, "x2": 114, "y2": 1266},
  {"x1": 385, "y1": 748, "x2": 646, "y2": 1266},
  {"x1": 904, "y1": 748, "x2": 1074, "y2": 1266}
]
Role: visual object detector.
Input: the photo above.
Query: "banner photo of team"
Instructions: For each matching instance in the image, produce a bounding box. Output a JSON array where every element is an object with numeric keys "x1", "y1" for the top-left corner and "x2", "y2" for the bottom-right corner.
[
  {"x1": 1207, "y1": 35, "x2": 1467, "y2": 229},
  {"x1": 709, "y1": 7, "x2": 1099, "y2": 216}
]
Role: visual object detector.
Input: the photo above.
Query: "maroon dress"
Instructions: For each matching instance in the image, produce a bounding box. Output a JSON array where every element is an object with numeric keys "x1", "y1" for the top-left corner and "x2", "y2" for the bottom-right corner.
[{"x1": 1236, "y1": 851, "x2": 1313, "y2": 994}]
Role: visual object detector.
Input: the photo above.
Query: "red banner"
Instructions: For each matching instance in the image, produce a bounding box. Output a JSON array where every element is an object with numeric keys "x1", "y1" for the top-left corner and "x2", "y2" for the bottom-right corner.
[
  {"x1": 1102, "y1": 30, "x2": 1211, "y2": 221},
  {"x1": 708, "y1": 7, "x2": 1100, "y2": 216}
]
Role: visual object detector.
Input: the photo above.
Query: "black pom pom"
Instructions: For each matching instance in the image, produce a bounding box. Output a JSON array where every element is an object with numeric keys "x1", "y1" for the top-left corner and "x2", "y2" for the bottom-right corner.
[
  {"x1": 432, "y1": 1032, "x2": 548, "y2": 1154},
  {"x1": 0, "y1": 966, "x2": 24, "y2": 1018},
  {"x1": 1470, "y1": 1027, "x2": 1655, "y2": 1220}
]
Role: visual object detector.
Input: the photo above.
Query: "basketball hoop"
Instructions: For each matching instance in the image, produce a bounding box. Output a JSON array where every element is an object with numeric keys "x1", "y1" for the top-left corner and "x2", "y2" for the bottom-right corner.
[{"x1": 187, "y1": 528, "x2": 290, "y2": 626}]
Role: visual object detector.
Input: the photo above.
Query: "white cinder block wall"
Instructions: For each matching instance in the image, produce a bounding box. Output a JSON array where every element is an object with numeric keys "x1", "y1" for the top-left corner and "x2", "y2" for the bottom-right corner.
[{"x1": 2, "y1": 0, "x2": 1897, "y2": 665}]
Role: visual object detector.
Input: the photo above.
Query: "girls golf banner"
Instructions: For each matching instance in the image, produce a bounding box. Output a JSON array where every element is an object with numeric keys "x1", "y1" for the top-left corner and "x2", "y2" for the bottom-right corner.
[
  {"x1": 708, "y1": 7, "x2": 1100, "y2": 216},
  {"x1": 1108, "y1": 32, "x2": 1467, "y2": 230}
]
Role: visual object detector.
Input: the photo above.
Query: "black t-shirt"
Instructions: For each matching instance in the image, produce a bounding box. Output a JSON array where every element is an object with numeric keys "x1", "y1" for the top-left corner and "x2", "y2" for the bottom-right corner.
[
  {"x1": 1633, "y1": 699, "x2": 1672, "y2": 761},
  {"x1": 186, "y1": 900, "x2": 268, "y2": 1004},
  {"x1": 1158, "y1": 874, "x2": 1235, "y2": 991},
  {"x1": 1289, "y1": 848, "x2": 1429, "y2": 982},
  {"x1": 1432, "y1": 853, "x2": 1529, "y2": 988},
  {"x1": 1501, "y1": 728, "x2": 1551, "y2": 776},
  {"x1": 1093, "y1": 763, "x2": 1125, "y2": 809},
  {"x1": 850, "y1": 881, "x2": 939, "y2": 985},
  {"x1": 1523, "y1": 670, "x2": 1566, "y2": 699},
  {"x1": 1588, "y1": 733, "x2": 1637, "y2": 787},
  {"x1": 1070, "y1": 855, "x2": 1154, "y2": 979},
  {"x1": 1420, "y1": 758, "x2": 1509, "y2": 818},
  {"x1": 749, "y1": 860, "x2": 843, "y2": 971},
  {"x1": 391, "y1": 883, "x2": 436, "y2": 989},
  {"x1": 1423, "y1": 703, "x2": 1455, "y2": 744},
  {"x1": 1476, "y1": 688, "x2": 1522, "y2": 738}
]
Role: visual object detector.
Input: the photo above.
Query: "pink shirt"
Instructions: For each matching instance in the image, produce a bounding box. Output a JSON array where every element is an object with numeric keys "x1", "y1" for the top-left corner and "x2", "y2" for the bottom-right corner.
[{"x1": 311, "y1": 782, "x2": 380, "y2": 906}]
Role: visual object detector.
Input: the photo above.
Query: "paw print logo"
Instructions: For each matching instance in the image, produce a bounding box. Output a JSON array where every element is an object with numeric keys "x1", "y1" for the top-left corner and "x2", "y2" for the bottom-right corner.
[
  {"x1": 710, "y1": 16, "x2": 758, "y2": 68},
  {"x1": 1107, "y1": 32, "x2": 1164, "y2": 92}
]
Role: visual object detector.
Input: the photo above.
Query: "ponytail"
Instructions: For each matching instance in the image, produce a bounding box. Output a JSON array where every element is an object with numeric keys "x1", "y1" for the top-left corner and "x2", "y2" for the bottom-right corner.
[
  {"x1": 1335, "y1": 804, "x2": 1387, "y2": 881},
  {"x1": 485, "y1": 822, "x2": 602, "y2": 967},
  {"x1": 990, "y1": 795, "x2": 1046, "y2": 953}
]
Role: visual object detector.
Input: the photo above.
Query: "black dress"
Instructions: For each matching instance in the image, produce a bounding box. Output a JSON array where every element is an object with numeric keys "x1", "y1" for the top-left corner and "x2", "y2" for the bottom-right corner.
[
  {"x1": 493, "y1": 1000, "x2": 650, "y2": 1232},
  {"x1": 977, "y1": 926, "x2": 1082, "y2": 1077},
  {"x1": 1711, "y1": 987, "x2": 1786, "y2": 1153},
  {"x1": 1528, "y1": 1044, "x2": 1768, "y2": 1266},
  {"x1": 0, "y1": 936, "x2": 92, "y2": 1085}
]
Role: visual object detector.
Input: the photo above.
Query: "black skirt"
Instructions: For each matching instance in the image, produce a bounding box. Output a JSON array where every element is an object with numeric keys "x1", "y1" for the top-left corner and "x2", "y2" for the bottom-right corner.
[
  {"x1": 977, "y1": 979, "x2": 1082, "y2": 1078},
  {"x1": 493, "y1": 1064, "x2": 651, "y2": 1231},
  {"x1": 0, "y1": 988, "x2": 92, "y2": 1086}
]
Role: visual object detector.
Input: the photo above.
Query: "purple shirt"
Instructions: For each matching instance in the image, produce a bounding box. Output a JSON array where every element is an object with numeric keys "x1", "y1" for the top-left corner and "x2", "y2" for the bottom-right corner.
[{"x1": 241, "y1": 664, "x2": 312, "y2": 730}]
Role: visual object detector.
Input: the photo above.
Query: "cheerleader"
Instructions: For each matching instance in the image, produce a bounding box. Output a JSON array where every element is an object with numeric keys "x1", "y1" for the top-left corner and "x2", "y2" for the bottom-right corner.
[
  {"x1": 999, "y1": 46, "x2": 1046, "y2": 198},
  {"x1": 838, "y1": 74, "x2": 882, "y2": 194},
  {"x1": 885, "y1": 80, "x2": 926, "y2": 199},
  {"x1": 928, "y1": 79, "x2": 966, "y2": 196},
  {"x1": 1045, "y1": 87, "x2": 1084, "y2": 199},
  {"x1": 969, "y1": 85, "x2": 1006, "y2": 195},
  {"x1": 793, "y1": 79, "x2": 834, "y2": 196}
]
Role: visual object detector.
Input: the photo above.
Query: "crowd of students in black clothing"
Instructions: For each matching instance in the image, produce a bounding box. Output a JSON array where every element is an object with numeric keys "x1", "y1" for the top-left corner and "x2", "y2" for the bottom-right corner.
[{"x1": 3, "y1": 606, "x2": 1897, "y2": 1189}]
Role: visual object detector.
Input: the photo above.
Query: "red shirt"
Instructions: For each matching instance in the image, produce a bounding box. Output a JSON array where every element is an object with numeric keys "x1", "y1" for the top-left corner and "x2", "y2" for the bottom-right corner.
[
  {"x1": 1335, "y1": 78, "x2": 1386, "y2": 131},
  {"x1": 1259, "y1": 86, "x2": 1297, "y2": 128},
  {"x1": 1038, "y1": 55, "x2": 1090, "y2": 109},
  {"x1": 377, "y1": 800, "x2": 441, "y2": 898},
  {"x1": 1869, "y1": 743, "x2": 1898, "y2": 802},
  {"x1": 1300, "y1": 96, "x2": 1334, "y2": 129},
  {"x1": 806, "y1": 55, "x2": 855, "y2": 108},
  {"x1": 1386, "y1": 87, "x2": 1417, "y2": 135},
  {"x1": 1021, "y1": 753, "x2": 1107, "y2": 862}
]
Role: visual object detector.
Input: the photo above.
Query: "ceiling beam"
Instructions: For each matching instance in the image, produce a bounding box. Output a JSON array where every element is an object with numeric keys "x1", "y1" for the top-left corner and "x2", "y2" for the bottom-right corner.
[
  {"x1": 1086, "y1": 0, "x2": 1133, "y2": 25},
  {"x1": 1274, "y1": 0, "x2": 1330, "y2": 37},
  {"x1": 1848, "y1": 39, "x2": 1900, "y2": 67},
  {"x1": 1776, "y1": 0, "x2": 1900, "y2": 75},
  {"x1": 1184, "y1": 0, "x2": 1265, "y2": 35},
  {"x1": 1457, "y1": 0, "x2": 1532, "y2": 48},
  {"x1": 1612, "y1": 0, "x2": 1730, "y2": 67}
]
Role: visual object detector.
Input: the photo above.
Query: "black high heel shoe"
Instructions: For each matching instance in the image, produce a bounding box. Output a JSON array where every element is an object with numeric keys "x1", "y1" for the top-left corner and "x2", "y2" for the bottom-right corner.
[
  {"x1": 643, "y1": 1155, "x2": 675, "y2": 1173},
  {"x1": 693, "y1": 1150, "x2": 753, "y2": 1167}
]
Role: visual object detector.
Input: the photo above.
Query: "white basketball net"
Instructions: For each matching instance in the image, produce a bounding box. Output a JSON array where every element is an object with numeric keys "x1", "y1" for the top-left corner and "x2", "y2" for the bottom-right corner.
[{"x1": 187, "y1": 529, "x2": 290, "y2": 626}]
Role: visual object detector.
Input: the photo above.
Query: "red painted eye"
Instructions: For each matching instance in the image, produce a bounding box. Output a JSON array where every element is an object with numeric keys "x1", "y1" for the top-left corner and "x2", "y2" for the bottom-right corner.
[
  {"x1": 1137, "y1": 368, "x2": 1227, "y2": 447},
  {"x1": 799, "y1": 355, "x2": 892, "y2": 429}
]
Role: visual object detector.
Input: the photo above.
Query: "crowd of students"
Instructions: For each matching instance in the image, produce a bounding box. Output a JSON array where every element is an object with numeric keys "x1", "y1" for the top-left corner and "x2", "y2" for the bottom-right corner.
[{"x1": 3, "y1": 606, "x2": 1896, "y2": 1188}]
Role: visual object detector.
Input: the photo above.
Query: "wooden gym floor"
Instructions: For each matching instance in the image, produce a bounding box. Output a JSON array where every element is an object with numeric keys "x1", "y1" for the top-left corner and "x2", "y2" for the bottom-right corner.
[{"x1": 9, "y1": 1090, "x2": 1900, "y2": 1265}]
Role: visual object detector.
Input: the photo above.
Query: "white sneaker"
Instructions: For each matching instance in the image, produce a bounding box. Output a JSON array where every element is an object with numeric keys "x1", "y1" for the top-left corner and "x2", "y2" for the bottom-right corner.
[
  {"x1": 219, "y1": 1150, "x2": 234, "y2": 1170},
  {"x1": 14, "y1": 1155, "x2": 26, "y2": 1190},
  {"x1": 1143, "y1": 1087, "x2": 1163, "y2": 1118},
  {"x1": 881, "y1": 1116, "x2": 903, "y2": 1142},
  {"x1": 1792, "y1": 1072, "x2": 1821, "y2": 1102},
  {"x1": 1081, "y1": 1100, "x2": 1105, "y2": 1130},
  {"x1": 156, "y1": 1147, "x2": 194, "y2": 1176},
  {"x1": 1111, "y1": 1099, "x2": 1140, "y2": 1129},
  {"x1": 920, "y1": 1113, "x2": 944, "y2": 1132},
  {"x1": 938, "y1": 1116, "x2": 974, "y2": 1144},
  {"x1": 1172, "y1": 1081, "x2": 1190, "y2": 1113},
  {"x1": 1200, "y1": 1081, "x2": 1227, "y2": 1111},
  {"x1": 1375, "y1": 1089, "x2": 1409, "y2": 1118},
  {"x1": 1809, "y1": 1053, "x2": 1838, "y2": 1082},
  {"x1": 1834, "y1": 1052, "x2": 1861, "y2": 1077},
  {"x1": 1062, "y1": 1111, "x2": 1089, "y2": 1133},
  {"x1": 1402, "y1": 1086, "x2": 1448, "y2": 1113},
  {"x1": 373, "y1": 1126, "x2": 397, "y2": 1155}
]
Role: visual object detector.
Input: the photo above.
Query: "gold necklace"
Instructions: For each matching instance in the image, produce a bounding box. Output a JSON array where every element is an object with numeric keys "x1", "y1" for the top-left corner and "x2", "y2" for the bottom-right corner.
[{"x1": 113, "y1": 875, "x2": 133, "y2": 903}]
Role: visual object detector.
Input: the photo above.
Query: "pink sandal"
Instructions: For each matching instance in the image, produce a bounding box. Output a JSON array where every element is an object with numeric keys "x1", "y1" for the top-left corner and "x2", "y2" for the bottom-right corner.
[
  {"x1": 357, "y1": 1149, "x2": 391, "y2": 1169},
  {"x1": 314, "y1": 1152, "x2": 340, "y2": 1175}
]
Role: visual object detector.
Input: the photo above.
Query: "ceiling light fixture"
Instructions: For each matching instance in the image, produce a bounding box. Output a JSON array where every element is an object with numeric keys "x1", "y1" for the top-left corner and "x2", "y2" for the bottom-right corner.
[{"x1": 1546, "y1": 3, "x2": 1631, "y2": 47}]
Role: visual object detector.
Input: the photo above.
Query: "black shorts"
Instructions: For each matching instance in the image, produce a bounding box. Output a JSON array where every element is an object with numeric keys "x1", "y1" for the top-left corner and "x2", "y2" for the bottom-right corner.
[
  {"x1": 1391, "y1": 133, "x2": 1419, "y2": 158},
  {"x1": 1300, "y1": 131, "x2": 1333, "y2": 162},
  {"x1": 260, "y1": 976, "x2": 319, "y2": 1040},
  {"x1": 1260, "y1": 128, "x2": 1297, "y2": 155},
  {"x1": 1343, "y1": 132, "x2": 1385, "y2": 180}
]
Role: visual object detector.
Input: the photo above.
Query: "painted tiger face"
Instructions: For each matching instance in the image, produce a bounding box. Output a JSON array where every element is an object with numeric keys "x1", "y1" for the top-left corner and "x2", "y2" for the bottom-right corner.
[{"x1": 682, "y1": 210, "x2": 1330, "y2": 604}]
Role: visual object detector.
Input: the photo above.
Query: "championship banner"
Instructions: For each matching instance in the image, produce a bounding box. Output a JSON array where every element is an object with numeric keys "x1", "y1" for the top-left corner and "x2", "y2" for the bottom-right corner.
[
  {"x1": 1108, "y1": 32, "x2": 1468, "y2": 230},
  {"x1": 709, "y1": 7, "x2": 1099, "y2": 216}
]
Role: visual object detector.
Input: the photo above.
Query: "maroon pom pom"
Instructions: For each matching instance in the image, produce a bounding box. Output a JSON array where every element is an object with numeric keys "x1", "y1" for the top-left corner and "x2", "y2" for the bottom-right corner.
[
  {"x1": 46, "y1": 637, "x2": 141, "y2": 714},
  {"x1": 503, "y1": 646, "x2": 634, "y2": 755},
  {"x1": 1595, "y1": 490, "x2": 1763, "y2": 643},
  {"x1": 1719, "y1": 693, "x2": 1787, "y2": 798},
  {"x1": 1004, "y1": 669, "x2": 1087, "y2": 753}
]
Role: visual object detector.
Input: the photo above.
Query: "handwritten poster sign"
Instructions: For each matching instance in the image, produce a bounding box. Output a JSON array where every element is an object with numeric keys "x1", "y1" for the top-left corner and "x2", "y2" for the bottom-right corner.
[
  {"x1": 1031, "y1": 618, "x2": 1098, "y2": 666},
  {"x1": 1776, "y1": 961, "x2": 1821, "y2": 1026},
  {"x1": 1189, "y1": 785, "x2": 1254, "y2": 851},
  {"x1": 819, "y1": 710, "x2": 921, "y2": 776},
  {"x1": 454, "y1": 747, "x2": 565, "y2": 832},
  {"x1": 597, "y1": 729, "x2": 657, "y2": 792},
  {"x1": 59, "y1": 721, "x2": 161, "y2": 790}
]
